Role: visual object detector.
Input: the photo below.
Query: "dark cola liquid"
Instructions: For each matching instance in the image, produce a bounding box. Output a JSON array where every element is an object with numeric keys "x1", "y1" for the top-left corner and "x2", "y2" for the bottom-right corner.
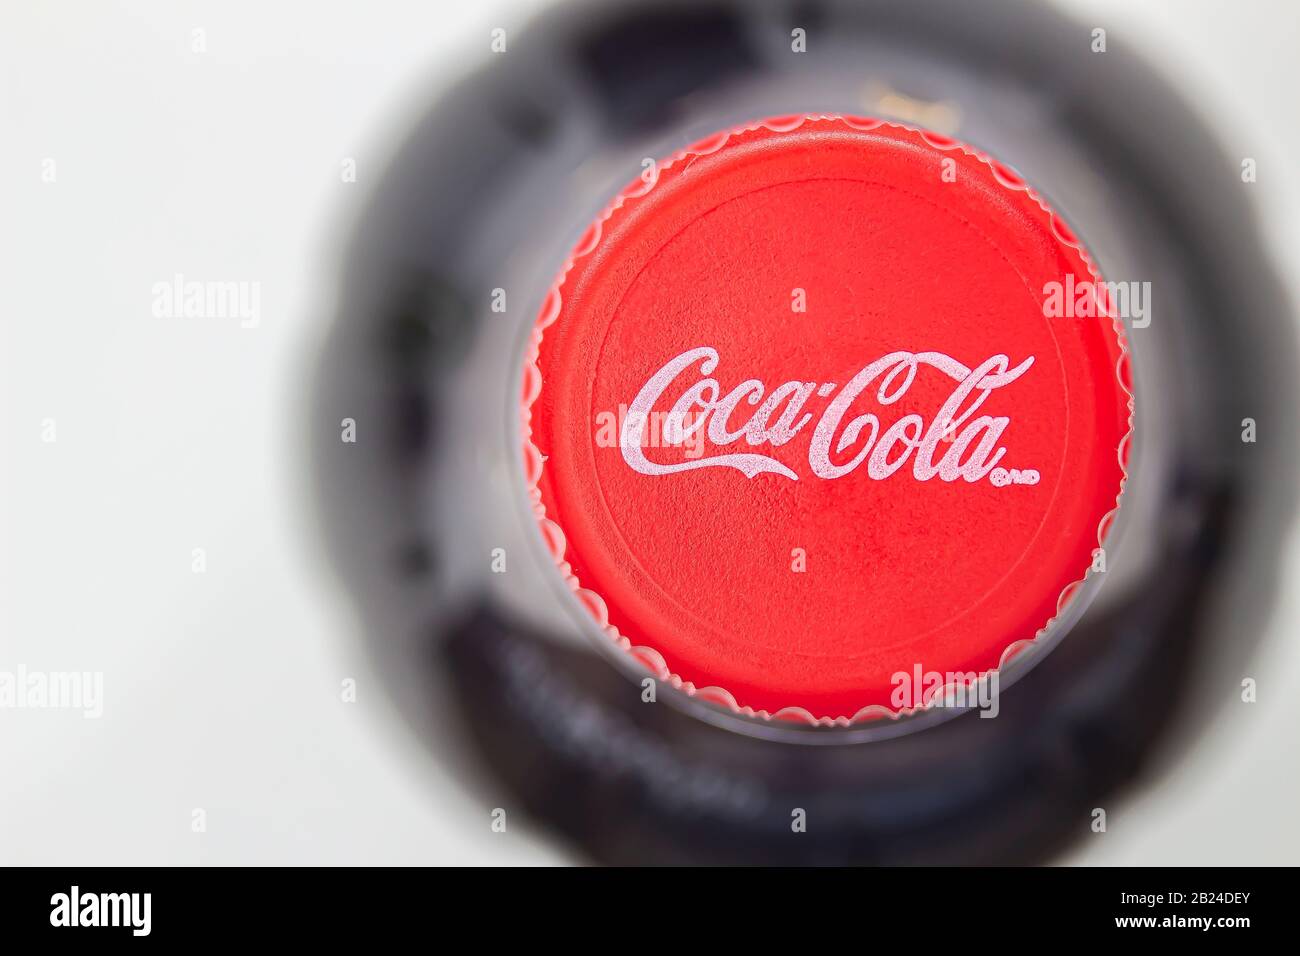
[{"x1": 313, "y1": 0, "x2": 1296, "y2": 864}]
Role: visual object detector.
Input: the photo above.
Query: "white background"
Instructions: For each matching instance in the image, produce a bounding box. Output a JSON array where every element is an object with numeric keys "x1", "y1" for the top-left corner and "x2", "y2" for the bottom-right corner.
[{"x1": 1, "y1": 0, "x2": 1297, "y2": 864}]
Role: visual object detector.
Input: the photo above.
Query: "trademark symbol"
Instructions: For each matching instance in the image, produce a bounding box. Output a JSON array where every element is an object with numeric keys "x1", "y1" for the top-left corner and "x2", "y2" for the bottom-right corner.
[{"x1": 989, "y1": 467, "x2": 1040, "y2": 488}]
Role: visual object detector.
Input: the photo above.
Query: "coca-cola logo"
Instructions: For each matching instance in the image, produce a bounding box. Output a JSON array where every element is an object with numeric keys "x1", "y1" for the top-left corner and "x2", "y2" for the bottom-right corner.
[{"x1": 618, "y1": 346, "x2": 1040, "y2": 485}]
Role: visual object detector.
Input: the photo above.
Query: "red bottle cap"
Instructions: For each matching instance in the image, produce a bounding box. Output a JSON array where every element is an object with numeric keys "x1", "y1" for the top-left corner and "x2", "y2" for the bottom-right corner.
[{"x1": 522, "y1": 115, "x2": 1132, "y2": 725}]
